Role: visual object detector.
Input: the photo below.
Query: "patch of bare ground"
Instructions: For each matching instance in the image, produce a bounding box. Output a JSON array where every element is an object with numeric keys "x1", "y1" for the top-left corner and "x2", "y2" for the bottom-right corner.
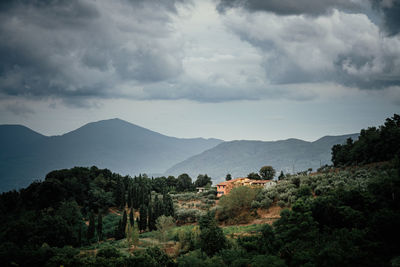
[
  {"x1": 251, "y1": 205, "x2": 283, "y2": 225},
  {"x1": 227, "y1": 205, "x2": 283, "y2": 227}
]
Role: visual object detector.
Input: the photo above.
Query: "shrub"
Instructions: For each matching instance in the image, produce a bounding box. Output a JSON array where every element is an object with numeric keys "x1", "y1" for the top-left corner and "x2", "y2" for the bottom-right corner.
[
  {"x1": 156, "y1": 215, "x2": 175, "y2": 242},
  {"x1": 175, "y1": 209, "x2": 205, "y2": 223},
  {"x1": 217, "y1": 186, "x2": 260, "y2": 223},
  {"x1": 96, "y1": 246, "x2": 122, "y2": 259},
  {"x1": 277, "y1": 200, "x2": 286, "y2": 208},
  {"x1": 260, "y1": 198, "x2": 273, "y2": 209},
  {"x1": 251, "y1": 200, "x2": 261, "y2": 209}
]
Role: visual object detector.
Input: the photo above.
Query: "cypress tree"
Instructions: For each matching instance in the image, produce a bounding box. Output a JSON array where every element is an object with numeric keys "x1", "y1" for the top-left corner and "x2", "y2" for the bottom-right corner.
[
  {"x1": 129, "y1": 209, "x2": 134, "y2": 227},
  {"x1": 121, "y1": 210, "x2": 127, "y2": 237},
  {"x1": 78, "y1": 224, "x2": 82, "y2": 246},
  {"x1": 155, "y1": 195, "x2": 164, "y2": 218},
  {"x1": 121, "y1": 184, "x2": 126, "y2": 209},
  {"x1": 87, "y1": 212, "x2": 95, "y2": 242},
  {"x1": 97, "y1": 214, "x2": 103, "y2": 241},
  {"x1": 163, "y1": 193, "x2": 174, "y2": 217},
  {"x1": 115, "y1": 177, "x2": 123, "y2": 208},
  {"x1": 127, "y1": 186, "x2": 132, "y2": 208},
  {"x1": 115, "y1": 219, "x2": 123, "y2": 240},
  {"x1": 139, "y1": 205, "x2": 147, "y2": 232},
  {"x1": 148, "y1": 203, "x2": 156, "y2": 231}
]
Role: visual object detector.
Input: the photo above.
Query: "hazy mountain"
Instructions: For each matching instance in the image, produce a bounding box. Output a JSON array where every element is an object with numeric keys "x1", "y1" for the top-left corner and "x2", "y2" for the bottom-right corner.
[
  {"x1": 0, "y1": 119, "x2": 222, "y2": 192},
  {"x1": 165, "y1": 133, "x2": 359, "y2": 184}
]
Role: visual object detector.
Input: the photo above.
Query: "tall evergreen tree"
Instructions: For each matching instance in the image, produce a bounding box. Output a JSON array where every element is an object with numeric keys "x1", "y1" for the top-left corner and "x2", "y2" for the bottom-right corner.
[
  {"x1": 87, "y1": 212, "x2": 95, "y2": 242},
  {"x1": 122, "y1": 210, "x2": 127, "y2": 235},
  {"x1": 129, "y1": 209, "x2": 134, "y2": 227},
  {"x1": 139, "y1": 204, "x2": 148, "y2": 232},
  {"x1": 78, "y1": 224, "x2": 82, "y2": 247},
  {"x1": 148, "y1": 203, "x2": 156, "y2": 231},
  {"x1": 115, "y1": 211, "x2": 127, "y2": 240},
  {"x1": 154, "y1": 195, "x2": 163, "y2": 219},
  {"x1": 115, "y1": 177, "x2": 126, "y2": 208},
  {"x1": 163, "y1": 193, "x2": 174, "y2": 217},
  {"x1": 121, "y1": 184, "x2": 126, "y2": 209},
  {"x1": 97, "y1": 214, "x2": 103, "y2": 241},
  {"x1": 199, "y1": 212, "x2": 227, "y2": 256},
  {"x1": 127, "y1": 185, "x2": 132, "y2": 208}
]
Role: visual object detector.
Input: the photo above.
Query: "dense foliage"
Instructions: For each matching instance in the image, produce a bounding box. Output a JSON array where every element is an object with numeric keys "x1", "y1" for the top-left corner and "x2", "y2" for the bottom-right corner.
[
  {"x1": 332, "y1": 114, "x2": 400, "y2": 166},
  {"x1": 1, "y1": 115, "x2": 399, "y2": 266},
  {"x1": 0, "y1": 166, "x2": 179, "y2": 266}
]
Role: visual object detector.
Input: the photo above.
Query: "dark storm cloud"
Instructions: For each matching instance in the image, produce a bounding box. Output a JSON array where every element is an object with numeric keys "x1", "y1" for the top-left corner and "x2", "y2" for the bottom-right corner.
[
  {"x1": 0, "y1": 0, "x2": 185, "y2": 104},
  {"x1": 218, "y1": 0, "x2": 400, "y2": 36},
  {"x1": 217, "y1": 0, "x2": 365, "y2": 15},
  {"x1": 222, "y1": 2, "x2": 400, "y2": 90},
  {"x1": 371, "y1": 0, "x2": 400, "y2": 35}
]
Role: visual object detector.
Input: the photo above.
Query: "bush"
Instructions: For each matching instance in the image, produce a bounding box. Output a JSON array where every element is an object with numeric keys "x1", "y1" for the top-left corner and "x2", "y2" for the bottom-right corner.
[
  {"x1": 145, "y1": 246, "x2": 173, "y2": 266},
  {"x1": 175, "y1": 208, "x2": 205, "y2": 223},
  {"x1": 96, "y1": 246, "x2": 122, "y2": 259},
  {"x1": 156, "y1": 215, "x2": 175, "y2": 242},
  {"x1": 217, "y1": 186, "x2": 260, "y2": 224},
  {"x1": 102, "y1": 213, "x2": 120, "y2": 238},
  {"x1": 277, "y1": 200, "x2": 286, "y2": 208},
  {"x1": 261, "y1": 198, "x2": 273, "y2": 209},
  {"x1": 251, "y1": 200, "x2": 261, "y2": 209}
]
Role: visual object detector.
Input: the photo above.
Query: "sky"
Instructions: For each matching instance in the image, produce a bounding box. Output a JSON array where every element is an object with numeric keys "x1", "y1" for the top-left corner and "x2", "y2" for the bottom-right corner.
[{"x1": 0, "y1": 0, "x2": 399, "y2": 141}]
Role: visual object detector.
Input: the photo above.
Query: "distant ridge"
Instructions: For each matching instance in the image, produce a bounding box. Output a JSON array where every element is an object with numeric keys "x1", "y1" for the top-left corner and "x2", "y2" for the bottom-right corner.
[
  {"x1": 0, "y1": 119, "x2": 223, "y2": 192},
  {"x1": 165, "y1": 133, "x2": 359, "y2": 183}
]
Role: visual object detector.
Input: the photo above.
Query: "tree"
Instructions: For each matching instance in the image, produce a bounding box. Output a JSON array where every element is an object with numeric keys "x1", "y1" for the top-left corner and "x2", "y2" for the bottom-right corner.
[
  {"x1": 259, "y1": 166, "x2": 276, "y2": 180},
  {"x1": 115, "y1": 211, "x2": 127, "y2": 240},
  {"x1": 115, "y1": 178, "x2": 126, "y2": 209},
  {"x1": 125, "y1": 219, "x2": 133, "y2": 248},
  {"x1": 122, "y1": 210, "x2": 127, "y2": 234},
  {"x1": 132, "y1": 223, "x2": 139, "y2": 248},
  {"x1": 247, "y1": 172, "x2": 261, "y2": 180},
  {"x1": 278, "y1": 171, "x2": 285, "y2": 180},
  {"x1": 156, "y1": 215, "x2": 175, "y2": 242},
  {"x1": 129, "y1": 209, "x2": 134, "y2": 227},
  {"x1": 176, "y1": 174, "x2": 193, "y2": 192},
  {"x1": 163, "y1": 193, "x2": 174, "y2": 217},
  {"x1": 199, "y1": 212, "x2": 227, "y2": 256},
  {"x1": 87, "y1": 212, "x2": 95, "y2": 242},
  {"x1": 154, "y1": 195, "x2": 163, "y2": 219},
  {"x1": 217, "y1": 186, "x2": 260, "y2": 224},
  {"x1": 194, "y1": 174, "x2": 212, "y2": 188},
  {"x1": 226, "y1": 173, "x2": 232, "y2": 181},
  {"x1": 166, "y1": 176, "x2": 177, "y2": 189},
  {"x1": 97, "y1": 214, "x2": 103, "y2": 241},
  {"x1": 139, "y1": 205, "x2": 148, "y2": 232},
  {"x1": 148, "y1": 204, "x2": 156, "y2": 231}
]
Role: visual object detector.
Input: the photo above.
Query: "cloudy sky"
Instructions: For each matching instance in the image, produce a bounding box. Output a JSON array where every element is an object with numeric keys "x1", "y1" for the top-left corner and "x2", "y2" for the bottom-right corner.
[{"x1": 0, "y1": 0, "x2": 399, "y2": 141}]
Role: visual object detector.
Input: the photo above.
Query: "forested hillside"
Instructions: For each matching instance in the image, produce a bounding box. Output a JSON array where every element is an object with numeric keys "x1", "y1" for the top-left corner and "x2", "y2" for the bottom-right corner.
[
  {"x1": 166, "y1": 133, "x2": 358, "y2": 183},
  {"x1": 0, "y1": 115, "x2": 399, "y2": 266},
  {"x1": 0, "y1": 119, "x2": 222, "y2": 192}
]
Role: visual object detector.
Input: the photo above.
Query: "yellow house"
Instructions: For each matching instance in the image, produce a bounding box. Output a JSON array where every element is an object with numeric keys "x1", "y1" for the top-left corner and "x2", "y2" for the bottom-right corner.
[{"x1": 216, "y1": 178, "x2": 271, "y2": 197}]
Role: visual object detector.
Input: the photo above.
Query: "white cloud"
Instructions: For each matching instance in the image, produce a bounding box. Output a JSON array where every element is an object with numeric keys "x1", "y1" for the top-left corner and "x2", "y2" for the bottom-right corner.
[{"x1": 221, "y1": 8, "x2": 400, "y2": 88}]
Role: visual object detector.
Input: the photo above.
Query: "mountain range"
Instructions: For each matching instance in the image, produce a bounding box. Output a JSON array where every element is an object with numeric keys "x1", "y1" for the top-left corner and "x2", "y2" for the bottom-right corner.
[
  {"x1": 0, "y1": 118, "x2": 357, "y2": 192},
  {"x1": 0, "y1": 119, "x2": 222, "y2": 192},
  {"x1": 166, "y1": 134, "x2": 358, "y2": 184}
]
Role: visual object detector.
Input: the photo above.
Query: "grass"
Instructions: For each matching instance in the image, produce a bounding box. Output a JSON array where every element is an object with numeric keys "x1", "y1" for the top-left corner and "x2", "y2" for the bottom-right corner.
[{"x1": 222, "y1": 224, "x2": 265, "y2": 236}]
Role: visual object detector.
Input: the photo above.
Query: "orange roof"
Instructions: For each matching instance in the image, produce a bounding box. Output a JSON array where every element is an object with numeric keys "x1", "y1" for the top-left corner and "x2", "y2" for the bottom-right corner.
[
  {"x1": 217, "y1": 178, "x2": 273, "y2": 186},
  {"x1": 217, "y1": 177, "x2": 246, "y2": 186},
  {"x1": 250, "y1": 180, "x2": 271, "y2": 184}
]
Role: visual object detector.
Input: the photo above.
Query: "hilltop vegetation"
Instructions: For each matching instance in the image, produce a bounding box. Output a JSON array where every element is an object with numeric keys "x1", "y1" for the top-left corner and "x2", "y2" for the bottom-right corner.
[
  {"x1": 332, "y1": 114, "x2": 400, "y2": 166},
  {"x1": 0, "y1": 115, "x2": 399, "y2": 266}
]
